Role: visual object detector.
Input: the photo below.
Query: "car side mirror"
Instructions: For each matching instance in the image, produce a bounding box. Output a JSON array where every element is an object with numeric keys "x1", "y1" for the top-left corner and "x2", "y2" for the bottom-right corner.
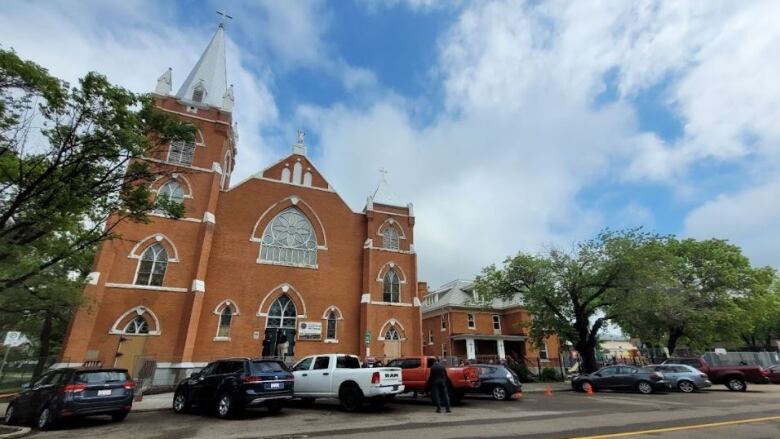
[
  {"x1": 20, "y1": 383, "x2": 30, "y2": 390},
  {"x1": 594, "y1": 373, "x2": 602, "y2": 377},
  {"x1": 190, "y1": 372, "x2": 201, "y2": 379}
]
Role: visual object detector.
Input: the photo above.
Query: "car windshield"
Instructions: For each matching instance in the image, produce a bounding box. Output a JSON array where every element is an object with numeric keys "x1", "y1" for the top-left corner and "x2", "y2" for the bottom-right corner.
[
  {"x1": 75, "y1": 371, "x2": 129, "y2": 384},
  {"x1": 251, "y1": 361, "x2": 288, "y2": 374}
]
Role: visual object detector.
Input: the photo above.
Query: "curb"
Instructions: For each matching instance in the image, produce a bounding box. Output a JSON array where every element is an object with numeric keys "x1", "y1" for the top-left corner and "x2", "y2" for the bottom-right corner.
[{"x1": 0, "y1": 426, "x2": 30, "y2": 439}]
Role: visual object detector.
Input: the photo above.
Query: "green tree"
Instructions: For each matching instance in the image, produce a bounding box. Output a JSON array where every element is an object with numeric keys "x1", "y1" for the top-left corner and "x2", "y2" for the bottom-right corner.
[
  {"x1": 0, "y1": 48, "x2": 193, "y2": 295},
  {"x1": 734, "y1": 271, "x2": 780, "y2": 350},
  {"x1": 614, "y1": 238, "x2": 760, "y2": 354},
  {"x1": 475, "y1": 230, "x2": 651, "y2": 373}
]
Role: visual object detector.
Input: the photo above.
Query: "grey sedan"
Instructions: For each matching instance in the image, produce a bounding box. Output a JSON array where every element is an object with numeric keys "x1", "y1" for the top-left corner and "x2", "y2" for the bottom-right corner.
[{"x1": 647, "y1": 364, "x2": 712, "y2": 393}]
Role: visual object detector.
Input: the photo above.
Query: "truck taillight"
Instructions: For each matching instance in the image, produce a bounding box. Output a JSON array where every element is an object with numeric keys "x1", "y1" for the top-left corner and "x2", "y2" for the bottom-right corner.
[
  {"x1": 371, "y1": 372, "x2": 380, "y2": 384},
  {"x1": 62, "y1": 383, "x2": 86, "y2": 393},
  {"x1": 123, "y1": 380, "x2": 136, "y2": 390}
]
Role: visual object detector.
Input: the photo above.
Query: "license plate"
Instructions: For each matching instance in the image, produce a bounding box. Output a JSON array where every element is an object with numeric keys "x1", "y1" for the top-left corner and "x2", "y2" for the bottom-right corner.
[
  {"x1": 97, "y1": 389, "x2": 112, "y2": 396},
  {"x1": 269, "y1": 382, "x2": 282, "y2": 389}
]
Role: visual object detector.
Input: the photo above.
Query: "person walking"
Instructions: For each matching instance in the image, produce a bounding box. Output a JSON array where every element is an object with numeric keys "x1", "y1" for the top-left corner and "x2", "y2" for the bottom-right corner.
[{"x1": 428, "y1": 359, "x2": 451, "y2": 413}]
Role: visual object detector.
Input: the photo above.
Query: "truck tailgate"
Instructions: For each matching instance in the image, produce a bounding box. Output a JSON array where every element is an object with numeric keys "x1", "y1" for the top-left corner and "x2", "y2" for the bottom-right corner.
[{"x1": 377, "y1": 368, "x2": 403, "y2": 386}]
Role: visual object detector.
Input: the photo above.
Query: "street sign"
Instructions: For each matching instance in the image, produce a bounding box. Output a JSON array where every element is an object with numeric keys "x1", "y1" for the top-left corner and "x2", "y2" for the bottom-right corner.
[
  {"x1": 3, "y1": 331, "x2": 24, "y2": 347},
  {"x1": 364, "y1": 330, "x2": 371, "y2": 346}
]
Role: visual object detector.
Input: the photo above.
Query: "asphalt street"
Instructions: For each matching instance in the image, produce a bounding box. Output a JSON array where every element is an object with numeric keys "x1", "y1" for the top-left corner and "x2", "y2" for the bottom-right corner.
[{"x1": 25, "y1": 385, "x2": 780, "y2": 439}]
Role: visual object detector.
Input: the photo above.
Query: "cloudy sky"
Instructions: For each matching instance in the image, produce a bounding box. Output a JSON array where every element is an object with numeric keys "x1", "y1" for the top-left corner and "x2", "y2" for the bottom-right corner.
[{"x1": 2, "y1": 1, "x2": 778, "y2": 287}]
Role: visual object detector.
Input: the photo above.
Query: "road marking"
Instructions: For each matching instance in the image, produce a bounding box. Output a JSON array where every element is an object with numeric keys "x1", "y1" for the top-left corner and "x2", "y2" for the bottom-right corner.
[{"x1": 571, "y1": 415, "x2": 780, "y2": 438}]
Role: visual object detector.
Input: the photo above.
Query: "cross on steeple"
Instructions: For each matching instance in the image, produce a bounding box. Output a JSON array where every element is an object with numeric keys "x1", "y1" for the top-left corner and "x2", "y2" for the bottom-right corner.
[
  {"x1": 378, "y1": 168, "x2": 389, "y2": 180},
  {"x1": 216, "y1": 9, "x2": 233, "y2": 27}
]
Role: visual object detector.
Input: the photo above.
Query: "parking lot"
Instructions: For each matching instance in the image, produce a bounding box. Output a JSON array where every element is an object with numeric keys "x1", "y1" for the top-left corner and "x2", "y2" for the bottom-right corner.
[{"x1": 23, "y1": 385, "x2": 780, "y2": 439}]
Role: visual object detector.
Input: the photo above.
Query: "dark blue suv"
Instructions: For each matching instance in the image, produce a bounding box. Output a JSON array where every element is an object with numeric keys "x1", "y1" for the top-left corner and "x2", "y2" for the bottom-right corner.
[
  {"x1": 172, "y1": 358, "x2": 293, "y2": 418},
  {"x1": 4, "y1": 368, "x2": 135, "y2": 430}
]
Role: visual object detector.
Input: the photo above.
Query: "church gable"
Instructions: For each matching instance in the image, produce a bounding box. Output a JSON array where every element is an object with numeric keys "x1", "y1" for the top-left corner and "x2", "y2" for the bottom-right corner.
[{"x1": 261, "y1": 154, "x2": 329, "y2": 190}]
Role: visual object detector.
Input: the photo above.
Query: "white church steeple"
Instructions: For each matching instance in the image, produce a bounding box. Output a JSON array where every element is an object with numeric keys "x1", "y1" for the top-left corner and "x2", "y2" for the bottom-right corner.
[{"x1": 174, "y1": 22, "x2": 232, "y2": 111}]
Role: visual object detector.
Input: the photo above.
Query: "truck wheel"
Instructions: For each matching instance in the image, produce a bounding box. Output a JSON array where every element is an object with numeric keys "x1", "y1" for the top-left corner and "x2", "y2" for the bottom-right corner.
[
  {"x1": 726, "y1": 378, "x2": 746, "y2": 392},
  {"x1": 339, "y1": 385, "x2": 363, "y2": 412},
  {"x1": 492, "y1": 385, "x2": 509, "y2": 401},
  {"x1": 636, "y1": 381, "x2": 654, "y2": 394},
  {"x1": 677, "y1": 380, "x2": 695, "y2": 393}
]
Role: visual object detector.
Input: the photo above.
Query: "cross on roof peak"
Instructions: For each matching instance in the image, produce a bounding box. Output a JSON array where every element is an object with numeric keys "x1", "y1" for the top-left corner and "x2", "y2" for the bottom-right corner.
[{"x1": 216, "y1": 9, "x2": 233, "y2": 27}]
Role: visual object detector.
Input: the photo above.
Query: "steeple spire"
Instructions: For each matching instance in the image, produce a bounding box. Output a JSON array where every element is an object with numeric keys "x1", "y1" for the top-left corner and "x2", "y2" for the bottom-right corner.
[{"x1": 175, "y1": 24, "x2": 230, "y2": 110}]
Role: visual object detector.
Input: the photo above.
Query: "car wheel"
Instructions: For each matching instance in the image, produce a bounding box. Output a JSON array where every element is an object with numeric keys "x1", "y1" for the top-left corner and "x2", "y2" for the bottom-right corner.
[
  {"x1": 111, "y1": 411, "x2": 129, "y2": 422},
  {"x1": 492, "y1": 385, "x2": 509, "y2": 401},
  {"x1": 4, "y1": 403, "x2": 16, "y2": 426},
  {"x1": 173, "y1": 390, "x2": 191, "y2": 414},
  {"x1": 726, "y1": 378, "x2": 746, "y2": 392},
  {"x1": 339, "y1": 385, "x2": 363, "y2": 412},
  {"x1": 216, "y1": 393, "x2": 236, "y2": 419},
  {"x1": 636, "y1": 381, "x2": 654, "y2": 395},
  {"x1": 36, "y1": 406, "x2": 54, "y2": 431},
  {"x1": 580, "y1": 381, "x2": 594, "y2": 393},
  {"x1": 267, "y1": 401, "x2": 283, "y2": 414},
  {"x1": 677, "y1": 380, "x2": 695, "y2": 393}
]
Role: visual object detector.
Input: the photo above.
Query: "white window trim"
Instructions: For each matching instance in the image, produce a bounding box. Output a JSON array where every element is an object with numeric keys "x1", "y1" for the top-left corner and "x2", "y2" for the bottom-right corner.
[
  {"x1": 128, "y1": 234, "x2": 180, "y2": 262},
  {"x1": 109, "y1": 306, "x2": 161, "y2": 336},
  {"x1": 440, "y1": 315, "x2": 447, "y2": 331},
  {"x1": 376, "y1": 217, "x2": 407, "y2": 239},
  {"x1": 539, "y1": 341, "x2": 550, "y2": 361},
  {"x1": 375, "y1": 262, "x2": 407, "y2": 283},
  {"x1": 104, "y1": 283, "x2": 188, "y2": 293},
  {"x1": 370, "y1": 301, "x2": 412, "y2": 307},
  {"x1": 250, "y1": 195, "x2": 328, "y2": 249},
  {"x1": 213, "y1": 336, "x2": 231, "y2": 342},
  {"x1": 492, "y1": 314, "x2": 501, "y2": 331},
  {"x1": 467, "y1": 313, "x2": 476, "y2": 329}
]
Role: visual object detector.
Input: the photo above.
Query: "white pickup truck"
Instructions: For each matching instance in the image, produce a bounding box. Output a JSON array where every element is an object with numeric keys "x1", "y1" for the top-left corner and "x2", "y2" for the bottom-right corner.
[{"x1": 291, "y1": 353, "x2": 405, "y2": 411}]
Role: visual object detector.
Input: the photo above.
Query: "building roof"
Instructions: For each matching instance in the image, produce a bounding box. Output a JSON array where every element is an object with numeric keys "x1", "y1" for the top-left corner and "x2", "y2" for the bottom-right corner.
[
  {"x1": 421, "y1": 279, "x2": 525, "y2": 313},
  {"x1": 174, "y1": 24, "x2": 232, "y2": 111},
  {"x1": 368, "y1": 173, "x2": 405, "y2": 208}
]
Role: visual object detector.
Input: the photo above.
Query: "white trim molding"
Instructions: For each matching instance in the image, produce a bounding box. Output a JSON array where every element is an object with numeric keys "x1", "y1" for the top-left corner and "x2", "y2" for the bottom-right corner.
[
  {"x1": 87, "y1": 272, "x2": 100, "y2": 285},
  {"x1": 361, "y1": 294, "x2": 370, "y2": 304},
  {"x1": 249, "y1": 195, "x2": 329, "y2": 249},
  {"x1": 376, "y1": 262, "x2": 408, "y2": 283},
  {"x1": 191, "y1": 279, "x2": 206, "y2": 293},
  {"x1": 109, "y1": 306, "x2": 161, "y2": 335},
  {"x1": 128, "y1": 233, "x2": 180, "y2": 262},
  {"x1": 377, "y1": 318, "x2": 407, "y2": 341},
  {"x1": 376, "y1": 217, "x2": 407, "y2": 239},
  {"x1": 256, "y1": 283, "x2": 308, "y2": 318},
  {"x1": 214, "y1": 299, "x2": 240, "y2": 315},
  {"x1": 321, "y1": 305, "x2": 344, "y2": 320},
  {"x1": 413, "y1": 297, "x2": 422, "y2": 307},
  {"x1": 203, "y1": 211, "x2": 216, "y2": 224},
  {"x1": 105, "y1": 283, "x2": 188, "y2": 293},
  {"x1": 370, "y1": 301, "x2": 413, "y2": 307}
]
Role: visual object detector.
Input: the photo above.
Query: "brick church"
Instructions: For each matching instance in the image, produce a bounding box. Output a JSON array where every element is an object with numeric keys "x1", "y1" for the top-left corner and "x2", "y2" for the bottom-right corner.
[{"x1": 60, "y1": 24, "x2": 424, "y2": 381}]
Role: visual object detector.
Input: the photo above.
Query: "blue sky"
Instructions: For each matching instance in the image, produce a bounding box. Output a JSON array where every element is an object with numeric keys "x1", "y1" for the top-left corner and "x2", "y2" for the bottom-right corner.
[{"x1": 1, "y1": 1, "x2": 779, "y2": 287}]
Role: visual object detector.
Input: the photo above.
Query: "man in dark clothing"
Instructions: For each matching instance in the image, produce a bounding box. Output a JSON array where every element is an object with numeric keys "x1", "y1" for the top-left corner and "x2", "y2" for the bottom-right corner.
[{"x1": 428, "y1": 359, "x2": 451, "y2": 413}]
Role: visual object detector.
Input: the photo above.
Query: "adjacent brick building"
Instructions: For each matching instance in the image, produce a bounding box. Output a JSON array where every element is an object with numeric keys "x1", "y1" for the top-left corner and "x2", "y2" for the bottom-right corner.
[
  {"x1": 422, "y1": 280, "x2": 560, "y2": 370},
  {"x1": 60, "y1": 24, "x2": 423, "y2": 382}
]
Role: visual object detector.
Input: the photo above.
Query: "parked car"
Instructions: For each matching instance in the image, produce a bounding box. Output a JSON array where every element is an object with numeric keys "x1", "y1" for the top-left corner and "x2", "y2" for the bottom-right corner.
[
  {"x1": 663, "y1": 357, "x2": 770, "y2": 391},
  {"x1": 571, "y1": 365, "x2": 667, "y2": 394},
  {"x1": 4, "y1": 367, "x2": 135, "y2": 430},
  {"x1": 465, "y1": 364, "x2": 522, "y2": 401},
  {"x1": 172, "y1": 358, "x2": 293, "y2": 418},
  {"x1": 646, "y1": 364, "x2": 711, "y2": 392},
  {"x1": 385, "y1": 356, "x2": 480, "y2": 403},
  {"x1": 291, "y1": 354, "x2": 404, "y2": 411},
  {"x1": 767, "y1": 364, "x2": 780, "y2": 384}
]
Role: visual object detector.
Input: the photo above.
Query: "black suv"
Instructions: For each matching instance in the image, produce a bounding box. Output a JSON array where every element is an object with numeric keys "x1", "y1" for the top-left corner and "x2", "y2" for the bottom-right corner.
[
  {"x1": 172, "y1": 358, "x2": 293, "y2": 418},
  {"x1": 4, "y1": 368, "x2": 135, "y2": 430}
]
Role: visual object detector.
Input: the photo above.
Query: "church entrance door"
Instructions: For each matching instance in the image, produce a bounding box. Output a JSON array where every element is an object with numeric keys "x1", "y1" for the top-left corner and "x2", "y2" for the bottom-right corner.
[{"x1": 265, "y1": 295, "x2": 297, "y2": 358}]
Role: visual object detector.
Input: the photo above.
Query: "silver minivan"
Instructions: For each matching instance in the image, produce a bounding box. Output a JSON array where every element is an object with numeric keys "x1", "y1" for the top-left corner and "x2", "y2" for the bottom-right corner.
[{"x1": 648, "y1": 364, "x2": 712, "y2": 393}]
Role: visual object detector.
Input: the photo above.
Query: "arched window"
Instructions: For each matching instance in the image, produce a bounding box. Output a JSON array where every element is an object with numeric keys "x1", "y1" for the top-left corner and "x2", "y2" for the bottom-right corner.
[
  {"x1": 382, "y1": 226, "x2": 399, "y2": 250},
  {"x1": 385, "y1": 326, "x2": 400, "y2": 340},
  {"x1": 217, "y1": 306, "x2": 233, "y2": 338},
  {"x1": 124, "y1": 316, "x2": 150, "y2": 334},
  {"x1": 260, "y1": 208, "x2": 317, "y2": 266},
  {"x1": 158, "y1": 180, "x2": 184, "y2": 204},
  {"x1": 134, "y1": 243, "x2": 168, "y2": 286},
  {"x1": 167, "y1": 140, "x2": 195, "y2": 166},
  {"x1": 267, "y1": 295, "x2": 297, "y2": 330},
  {"x1": 192, "y1": 84, "x2": 205, "y2": 103},
  {"x1": 326, "y1": 311, "x2": 337, "y2": 340},
  {"x1": 383, "y1": 270, "x2": 400, "y2": 303}
]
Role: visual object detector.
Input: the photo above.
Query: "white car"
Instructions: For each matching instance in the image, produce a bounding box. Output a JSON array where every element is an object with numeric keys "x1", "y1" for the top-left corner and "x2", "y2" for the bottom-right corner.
[{"x1": 291, "y1": 354, "x2": 405, "y2": 411}]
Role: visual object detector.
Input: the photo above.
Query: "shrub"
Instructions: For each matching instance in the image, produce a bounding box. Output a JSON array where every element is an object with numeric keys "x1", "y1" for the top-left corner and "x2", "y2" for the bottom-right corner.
[{"x1": 540, "y1": 367, "x2": 560, "y2": 382}]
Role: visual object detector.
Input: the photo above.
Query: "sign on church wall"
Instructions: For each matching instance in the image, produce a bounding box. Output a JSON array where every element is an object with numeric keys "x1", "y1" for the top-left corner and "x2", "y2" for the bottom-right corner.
[{"x1": 298, "y1": 321, "x2": 322, "y2": 340}]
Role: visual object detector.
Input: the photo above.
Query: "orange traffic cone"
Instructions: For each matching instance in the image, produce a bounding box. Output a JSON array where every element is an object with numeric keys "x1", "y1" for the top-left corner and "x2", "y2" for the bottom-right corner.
[{"x1": 544, "y1": 385, "x2": 553, "y2": 396}]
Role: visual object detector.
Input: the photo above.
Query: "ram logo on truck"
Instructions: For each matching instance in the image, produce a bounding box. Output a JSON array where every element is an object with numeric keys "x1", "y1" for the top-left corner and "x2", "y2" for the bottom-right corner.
[{"x1": 385, "y1": 372, "x2": 399, "y2": 379}]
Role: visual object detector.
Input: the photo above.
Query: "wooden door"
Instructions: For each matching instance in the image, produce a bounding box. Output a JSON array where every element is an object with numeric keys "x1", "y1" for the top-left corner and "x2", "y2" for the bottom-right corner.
[
  {"x1": 114, "y1": 336, "x2": 147, "y2": 377},
  {"x1": 384, "y1": 341, "x2": 401, "y2": 360}
]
